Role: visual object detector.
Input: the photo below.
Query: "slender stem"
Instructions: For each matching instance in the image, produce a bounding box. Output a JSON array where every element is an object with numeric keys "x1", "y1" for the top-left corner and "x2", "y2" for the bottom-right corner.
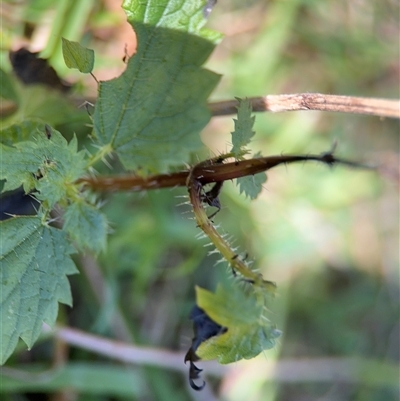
[
  {"x1": 187, "y1": 173, "x2": 275, "y2": 290},
  {"x1": 77, "y1": 171, "x2": 188, "y2": 191},
  {"x1": 78, "y1": 152, "x2": 374, "y2": 192},
  {"x1": 185, "y1": 151, "x2": 373, "y2": 290},
  {"x1": 209, "y1": 94, "x2": 400, "y2": 119}
]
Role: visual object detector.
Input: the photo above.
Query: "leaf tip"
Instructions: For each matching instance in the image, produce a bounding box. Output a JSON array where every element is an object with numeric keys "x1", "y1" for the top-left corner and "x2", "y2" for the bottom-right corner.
[{"x1": 62, "y1": 38, "x2": 95, "y2": 74}]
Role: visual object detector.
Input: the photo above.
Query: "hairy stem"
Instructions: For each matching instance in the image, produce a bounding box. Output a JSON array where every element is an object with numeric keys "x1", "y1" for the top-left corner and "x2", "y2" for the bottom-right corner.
[
  {"x1": 78, "y1": 152, "x2": 373, "y2": 192},
  {"x1": 187, "y1": 173, "x2": 276, "y2": 291},
  {"x1": 184, "y1": 150, "x2": 374, "y2": 291}
]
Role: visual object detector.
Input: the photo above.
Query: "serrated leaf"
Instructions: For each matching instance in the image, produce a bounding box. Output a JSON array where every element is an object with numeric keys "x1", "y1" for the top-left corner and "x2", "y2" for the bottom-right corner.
[
  {"x1": 230, "y1": 98, "x2": 256, "y2": 158},
  {"x1": 0, "y1": 128, "x2": 87, "y2": 208},
  {"x1": 93, "y1": 0, "x2": 222, "y2": 172},
  {"x1": 0, "y1": 120, "x2": 45, "y2": 146},
  {"x1": 0, "y1": 216, "x2": 78, "y2": 364},
  {"x1": 63, "y1": 201, "x2": 108, "y2": 253},
  {"x1": 236, "y1": 172, "x2": 267, "y2": 200},
  {"x1": 194, "y1": 285, "x2": 280, "y2": 364},
  {"x1": 62, "y1": 38, "x2": 94, "y2": 73}
]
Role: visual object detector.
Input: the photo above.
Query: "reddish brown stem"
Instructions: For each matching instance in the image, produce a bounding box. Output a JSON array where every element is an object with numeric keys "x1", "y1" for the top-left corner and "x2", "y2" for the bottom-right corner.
[
  {"x1": 78, "y1": 152, "x2": 371, "y2": 192},
  {"x1": 77, "y1": 171, "x2": 189, "y2": 191}
]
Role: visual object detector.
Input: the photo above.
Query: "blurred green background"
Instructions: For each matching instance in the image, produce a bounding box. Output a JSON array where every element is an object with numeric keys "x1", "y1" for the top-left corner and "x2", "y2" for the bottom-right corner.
[{"x1": 1, "y1": 0, "x2": 399, "y2": 400}]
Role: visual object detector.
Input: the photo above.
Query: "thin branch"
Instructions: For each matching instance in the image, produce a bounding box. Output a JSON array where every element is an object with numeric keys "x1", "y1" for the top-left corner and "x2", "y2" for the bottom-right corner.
[
  {"x1": 78, "y1": 151, "x2": 374, "y2": 192},
  {"x1": 41, "y1": 324, "x2": 193, "y2": 373},
  {"x1": 209, "y1": 94, "x2": 400, "y2": 119},
  {"x1": 37, "y1": 325, "x2": 397, "y2": 387},
  {"x1": 187, "y1": 166, "x2": 276, "y2": 289},
  {"x1": 77, "y1": 171, "x2": 189, "y2": 191}
]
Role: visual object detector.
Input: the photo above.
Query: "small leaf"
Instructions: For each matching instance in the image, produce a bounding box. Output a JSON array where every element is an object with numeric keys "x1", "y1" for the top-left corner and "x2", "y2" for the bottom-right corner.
[
  {"x1": 0, "y1": 216, "x2": 78, "y2": 364},
  {"x1": 230, "y1": 98, "x2": 256, "y2": 158},
  {"x1": 0, "y1": 128, "x2": 87, "y2": 208},
  {"x1": 62, "y1": 38, "x2": 94, "y2": 74},
  {"x1": 193, "y1": 285, "x2": 280, "y2": 364},
  {"x1": 63, "y1": 201, "x2": 108, "y2": 253},
  {"x1": 236, "y1": 151, "x2": 267, "y2": 199},
  {"x1": 236, "y1": 173, "x2": 267, "y2": 200}
]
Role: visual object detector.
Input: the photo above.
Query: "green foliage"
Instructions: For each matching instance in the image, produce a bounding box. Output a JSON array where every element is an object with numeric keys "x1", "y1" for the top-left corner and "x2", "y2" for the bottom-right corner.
[
  {"x1": 92, "y1": 0, "x2": 222, "y2": 173},
  {"x1": 1, "y1": 0, "x2": 397, "y2": 399},
  {"x1": 0, "y1": 120, "x2": 46, "y2": 146},
  {"x1": 0, "y1": 0, "x2": 225, "y2": 366},
  {"x1": 0, "y1": 363, "x2": 145, "y2": 397},
  {"x1": 231, "y1": 100, "x2": 267, "y2": 198},
  {"x1": 0, "y1": 127, "x2": 97, "y2": 363},
  {"x1": 0, "y1": 68, "x2": 18, "y2": 103},
  {"x1": 230, "y1": 98, "x2": 255, "y2": 158},
  {"x1": 61, "y1": 38, "x2": 95, "y2": 73},
  {"x1": 1, "y1": 85, "x2": 78, "y2": 130},
  {"x1": 236, "y1": 173, "x2": 267, "y2": 200},
  {"x1": 63, "y1": 201, "x2": 108, "y2": 253},
  {"x1": 195, "y1": 285, "x2": 280, "y2": 364},
  {"x1": 236, "y1": 151, "x2": 267, "y2": 199},
  {"x1": 0, "y1": 216, "x2": 78, "y2": 364},
  {"x1": 0, "y1": 127, "x2": 87, "y2": 209}
]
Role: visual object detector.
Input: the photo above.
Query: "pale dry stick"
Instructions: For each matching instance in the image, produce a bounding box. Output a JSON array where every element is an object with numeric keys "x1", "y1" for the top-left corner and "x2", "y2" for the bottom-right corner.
[
  {"x1": 41, "y1": 324, "x2": 198, "y2": 373},
  {"x1": 209, "y1": 93, "x2": 400, "y2": 119},
  {"x1": 33, "y1": 325, "x2": 397, "y2": 387}
]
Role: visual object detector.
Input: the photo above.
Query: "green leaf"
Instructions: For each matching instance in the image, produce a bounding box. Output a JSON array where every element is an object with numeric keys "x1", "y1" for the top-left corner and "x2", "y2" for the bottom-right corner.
[
  {"x1": 195, "y1": 285, "x2": 280, "y2": 364},
  {"x1": 62, "y1": 38, "x2": 95, "y2": 73},
  {"x1": 0, "y1": 216, "x2": 78, "y2": 365},
  {"x1": 236, "y1": 151, "x2": 267, "y2": 199},
  {"x1": 93, "y1": 0, "x2": 222, "y2": 172},
  {"x1": 1, "y1": 85, "x2": 86, "y2": 135},
  {"x1": 0, "y1": 120, "x2": 45, "y2": 146},
  {"x1": 0, "y1": 68, "x2": 19, "y2": 103},
  {"x1": 63, "y1": 201, "x2": 108, "y2": 253},
  {"x1": 236, "y1": 173, "x2": 267, "y2": 200},
  {"x1": 230, "y1": 98, "x2": 256, "y2": 158},
  {"x1": 0, "y1": 127, "x2": 87, "y2": 208}
]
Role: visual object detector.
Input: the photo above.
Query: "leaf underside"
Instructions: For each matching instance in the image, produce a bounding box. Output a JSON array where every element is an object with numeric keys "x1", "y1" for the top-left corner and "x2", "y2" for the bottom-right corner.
[
  {"x1": 0, "y1": 216, "x2": 78, "y2": 364},
  {"x1": 194, "y1": 285, "x2": 280, "y2": 364},
  {"x1": 93, "y1": 0, "x2": 222, "y2": 173}
]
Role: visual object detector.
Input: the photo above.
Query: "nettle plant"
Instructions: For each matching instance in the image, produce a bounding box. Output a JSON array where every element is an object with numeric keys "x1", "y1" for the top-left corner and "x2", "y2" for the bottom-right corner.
[{"x1": 0, "y1": 0, "x2": 397, "y2": 391}]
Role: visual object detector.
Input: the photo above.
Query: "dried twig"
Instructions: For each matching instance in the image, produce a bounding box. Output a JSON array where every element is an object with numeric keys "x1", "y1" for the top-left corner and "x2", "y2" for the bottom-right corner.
[
  {"x1": 209, "y1": 94, "x2": 400, "y2": 119},
  {"x1": 35, "y1": 325, "x2": 397, "y2": 387}
]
